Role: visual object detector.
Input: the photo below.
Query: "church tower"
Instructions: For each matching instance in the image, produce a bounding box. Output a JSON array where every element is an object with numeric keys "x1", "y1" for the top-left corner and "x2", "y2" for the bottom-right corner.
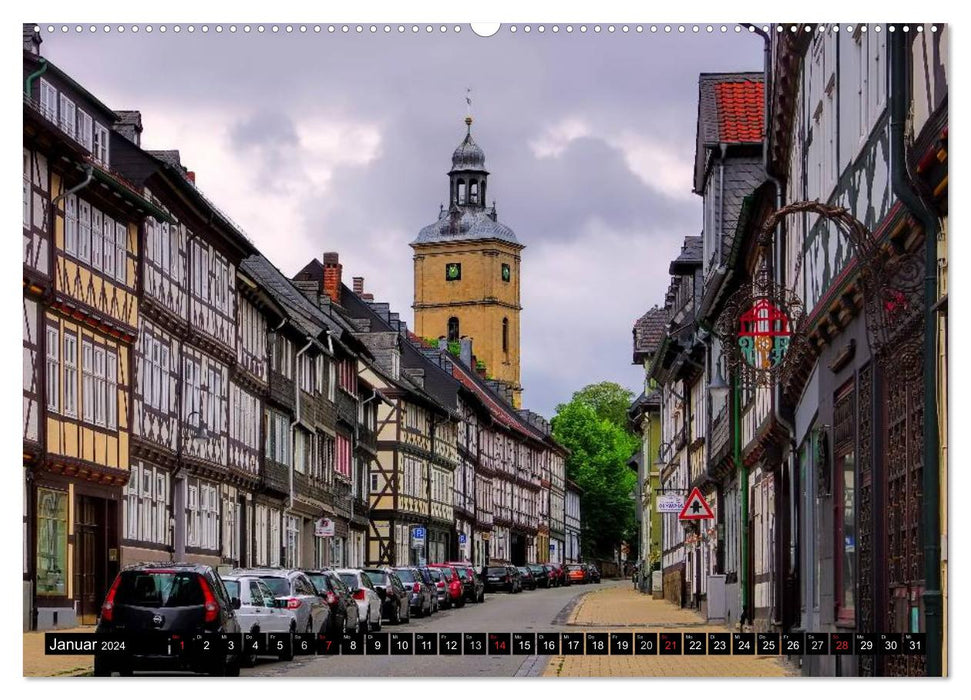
[{"x1": 412, "y1": 116, "x2": 524, "y2": 407}]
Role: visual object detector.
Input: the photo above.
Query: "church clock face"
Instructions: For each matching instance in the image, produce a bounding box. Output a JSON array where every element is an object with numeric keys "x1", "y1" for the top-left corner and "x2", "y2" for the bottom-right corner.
[
  {"x1": 446, "y1": 262, "x2": 461, "y2": 281},
  {"x1": 501, "y1": 263, "x2": 511, "y2": 282}
]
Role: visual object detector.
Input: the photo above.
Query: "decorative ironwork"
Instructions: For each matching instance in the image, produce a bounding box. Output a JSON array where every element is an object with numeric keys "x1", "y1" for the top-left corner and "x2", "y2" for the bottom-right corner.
[
  {"x1": 715, "y1": 200, "x2": 924, "y2": 388},
  {"x1": 715, "y1": 263, "x2": 805, "y2": 387},
  {"x1": 858, "y1": 364, "x2": 875, "y2": 677}
]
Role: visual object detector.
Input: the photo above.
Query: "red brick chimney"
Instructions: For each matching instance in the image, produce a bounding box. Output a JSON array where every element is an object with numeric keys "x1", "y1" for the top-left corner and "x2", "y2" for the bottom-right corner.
[
  {"x1": 352, "y1": 276, "x2": 364, "y2": 296},
  {"x1": 322, "y1": 252, "x2": 342, "y2": 304},
  {"x1": 186, "y1": 171, "x2": 196, "y2": 183}
]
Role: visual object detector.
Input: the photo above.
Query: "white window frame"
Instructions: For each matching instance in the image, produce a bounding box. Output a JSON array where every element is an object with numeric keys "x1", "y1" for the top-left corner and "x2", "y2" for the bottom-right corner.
[
  {"x1": 106, "y1": 350, "x2": 117, "y2": 430},
  {"x1": 46, "y1": 327, "x2": 59, "y2": 412},
  {"x1": 93, "y1": 345, "x2": 106, "y2": 427},
  {"x1": 78, "y1": 199, "x2": 91, "y2": 262},
  {"x1": 64, "y1": 194, "x2": 78, "y2": 255},
  {"x1": 91, "y1": 207, "x2": 104, "y2": 272},
  {"x1": 284, "y1": 515, "x2": 300, "y2": 568},
  {"x1": 63, "y1": 334, "x2": 78, "y2": 418},
  {"x1": 39, "y1": 79, "x2": 58, "y2": 122},
  {"x1": 103, "y1": 214, "x2": 115, "y2": 279},
  {"x1": 82, "y1": 341, "x2": 93, "y2": 420},
  {"x1": 59, "y1": 94, "x2": 76, "y2": 140},
  {"x1": 93, "y1": 122, "x2": 110, "y2": 166},
  {"x1": 76, "y1": 109, "x2": 93, "y2": 152}
]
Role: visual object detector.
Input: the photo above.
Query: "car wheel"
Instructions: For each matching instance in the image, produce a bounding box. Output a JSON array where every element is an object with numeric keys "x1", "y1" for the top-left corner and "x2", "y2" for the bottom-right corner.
[
  {"x1": 360, "y1": 607, "x2": 370, "y2": 634},
  {"x1": 403, "y1": 604, "x2": 411, "y2": 623},
  {"x1": 391, "y1": 602, "x2": 400, "y2": 625},
  {"x1": 374, "y1": 607, "x2": 382, "y2": 631}
]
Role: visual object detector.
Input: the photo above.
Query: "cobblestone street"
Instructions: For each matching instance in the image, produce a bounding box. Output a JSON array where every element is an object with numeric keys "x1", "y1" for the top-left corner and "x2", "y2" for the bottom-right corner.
[{"x1": 541, "y1": 583, "x2": 795, "y2": 677}]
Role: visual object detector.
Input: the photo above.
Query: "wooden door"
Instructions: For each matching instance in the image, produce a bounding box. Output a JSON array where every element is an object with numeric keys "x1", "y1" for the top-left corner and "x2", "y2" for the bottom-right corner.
[{"x1": 74, "y1": 496, "x2": 103, "y2": 625}]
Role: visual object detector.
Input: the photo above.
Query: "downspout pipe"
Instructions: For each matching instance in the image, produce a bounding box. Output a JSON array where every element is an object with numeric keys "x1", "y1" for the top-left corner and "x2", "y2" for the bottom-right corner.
[
  {"x1": 25, "y1": 57, "x2": 48, "y2": 97},
  {"x1": 890, "y1": 25, "x2": 941, "y2": 677}
]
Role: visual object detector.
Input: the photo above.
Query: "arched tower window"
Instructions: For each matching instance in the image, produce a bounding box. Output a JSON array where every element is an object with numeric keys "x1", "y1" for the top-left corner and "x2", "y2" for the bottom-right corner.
[
  {"x1": 481, "y1": 180, "x2": 486, "y2": 205},
  {"x1": 502, "y1": 317, "x2": 509, "y2": 354},
  {"x1": 457, "y1": 180, "x2": 466, "y2": 205},
  {"x1": 448, "y1": 317, "x2": 460, "y2": 342},
  {"x1": 470, "y1": 180, "x2": 478, "y2": 204}
]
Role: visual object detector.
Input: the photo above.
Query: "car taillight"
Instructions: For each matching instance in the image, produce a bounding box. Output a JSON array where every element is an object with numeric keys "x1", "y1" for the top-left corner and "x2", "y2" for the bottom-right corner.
[
  {"x1": 325, "y1": 592, "x2": 337, "y2": 606},
  {"x1": 352, "y1": 589, "x2": 366, "y2": 601},
  {"x1": 100, "y1": 574, "x2": 122, "y2": 623},
  {"x1": 198, "y1": 576, "x2": 220, "y2": 624},
  {"x1": 287, "y1": 597, "x2": 302, "y2": 610},
  {"x1": 412, "y1": 583, "x2": 421, "y2": 593}
]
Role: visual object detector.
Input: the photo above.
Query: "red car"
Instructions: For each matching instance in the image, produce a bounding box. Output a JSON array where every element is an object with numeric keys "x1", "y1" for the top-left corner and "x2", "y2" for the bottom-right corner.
[
  {"x1": 446, "y1": 562, "x2": 485, "y2": 603},
  {"x1": 428, "y1": 564, "x2": 465, "y2": 608}
]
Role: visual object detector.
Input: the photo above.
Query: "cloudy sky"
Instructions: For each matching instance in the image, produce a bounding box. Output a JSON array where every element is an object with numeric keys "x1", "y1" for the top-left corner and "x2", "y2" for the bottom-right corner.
[{"x1": 40, "y1": 25, "x2": 761, "y2": 417}]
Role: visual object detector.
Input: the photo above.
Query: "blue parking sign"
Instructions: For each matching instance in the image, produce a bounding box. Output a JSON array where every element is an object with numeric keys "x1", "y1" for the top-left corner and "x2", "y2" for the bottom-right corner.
[{"x1": 459, "y1": 534, "x2": 467, "y2": 544}]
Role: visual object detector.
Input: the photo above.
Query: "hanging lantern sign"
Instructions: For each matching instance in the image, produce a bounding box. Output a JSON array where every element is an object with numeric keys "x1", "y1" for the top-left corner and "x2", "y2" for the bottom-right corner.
[
  {"x1": 716, "y1": 266, "x2": 806, "y2": 388},
  {"x1": 737, "y1": 297, "x2": 792, "y2": 371}
]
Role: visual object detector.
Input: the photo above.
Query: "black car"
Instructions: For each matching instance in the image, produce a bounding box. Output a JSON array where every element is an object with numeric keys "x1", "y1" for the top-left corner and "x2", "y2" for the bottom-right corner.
[
  {"x1": 527, "y1": 564, "x2": 551, "y2": 588},
  {"x1": 304, "y1": 569, "x2": 361, "y2": 635},
  {"x1": 588, "y1": 564, "x2": 602, "y2": 583},
  {"x1": 481, "y1": 565, "x2": 514, "y2": 593},
  {"x1": 518, "y1": 566, "x2": 537, "y2": 590},
  {"x1": 94, "y1": 562, "x2": 242, "y2": 676}
]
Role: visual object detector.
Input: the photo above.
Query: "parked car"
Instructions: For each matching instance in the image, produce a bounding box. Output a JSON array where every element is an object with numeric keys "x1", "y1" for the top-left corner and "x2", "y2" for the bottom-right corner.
[
  {"x1": 481, "y1": 565, "x2": 521, "y2": 593},
  {"x1": 446, "y1": 562, "x2": 484, "y2": 604},
  {"x1": 334, "y1": 569, "x2": 383, "y2": 632},
  {"x1": 303, "y1": 569, "x2": 361, "y2": 636},
  {"x1": 422, "y1": 566, "x2": 451, "y2": 609},
  {"x1": 393, "y1": 566, "x2": 434, "y2": 617},
  {"x1": 234, "y1": 568, "x2": 329, "y2": 636},
  {"x1": 565, "y1": 564, "x2": 587, "y2": 584},
  {"x1": 94, "y1": 563, "x2": 242, "y2": 676},
  {"x1": 556, "y1": 564, "x2": 572, "y2": 587},
  {"x1": 518, "y1": 566, "x2": 537, "y2": 590},
  {"x1": 429, "y1": 564, "x2": 465, "y2": 607},
  {"x1": 222, "y1": 574, "x2": 297, "y2": 665},
  {"x1": 415, "y1": 566, "x2": 440, "y2": 613},
  {"x1": 543, "y1": 564, "x2": 560, "y2": 587},
  {"x1": 363, "y1": 568, "x2": 411, "y2": 624},
  {"x1": 528, "y1": 564, "x2": 551, "y2": 588},
  {"x1": 587, "y1": 564, "x2": 602, "y2": 584}
]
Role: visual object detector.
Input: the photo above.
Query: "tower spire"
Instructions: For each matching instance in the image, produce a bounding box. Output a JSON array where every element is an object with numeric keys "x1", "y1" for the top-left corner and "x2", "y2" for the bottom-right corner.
[{"x1": 465, "y1": 87, "x2": 473, "y2": 132}]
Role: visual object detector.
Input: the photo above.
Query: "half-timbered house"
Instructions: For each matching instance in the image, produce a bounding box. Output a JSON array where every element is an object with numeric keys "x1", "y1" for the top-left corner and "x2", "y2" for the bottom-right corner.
[
  {"x1": 23, "y1": 36, "x2": 171, "y2": 629},
  {"x1": 109, "y1": 127, "x2": 259, "y2": 570}
]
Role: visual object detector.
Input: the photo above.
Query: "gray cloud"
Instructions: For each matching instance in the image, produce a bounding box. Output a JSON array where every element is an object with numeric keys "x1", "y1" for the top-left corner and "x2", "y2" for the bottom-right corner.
[{"x1": 42, "y1": 27, "x2": 761, "y2": 416}]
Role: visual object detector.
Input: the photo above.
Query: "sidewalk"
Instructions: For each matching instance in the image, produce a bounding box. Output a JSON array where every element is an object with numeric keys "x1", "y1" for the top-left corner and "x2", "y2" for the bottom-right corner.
[
  {"x1": 542, "y1": 584, "x2": 795, "y2": 677},
  {"x1": 23, "y1": 627, "x2": 93, "y2": 677}
]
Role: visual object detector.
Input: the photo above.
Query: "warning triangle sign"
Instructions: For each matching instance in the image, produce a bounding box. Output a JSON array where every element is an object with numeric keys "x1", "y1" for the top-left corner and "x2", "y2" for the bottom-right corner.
[{"x1": 678, "y1": 487, "x2": 715, "y2": 520}]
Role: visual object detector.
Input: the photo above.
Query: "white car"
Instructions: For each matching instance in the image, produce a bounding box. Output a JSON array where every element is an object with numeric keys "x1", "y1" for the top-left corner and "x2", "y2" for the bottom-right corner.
[
  {"x1": 335, "y1": 569, "x2": 383, "y2": 632},
  {"x1": 222, "y1": 575, "x2": 298, "y2": 665}
]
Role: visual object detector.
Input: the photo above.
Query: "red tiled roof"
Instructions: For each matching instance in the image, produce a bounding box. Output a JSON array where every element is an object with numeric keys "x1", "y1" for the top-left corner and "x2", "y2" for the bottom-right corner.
[{"x1": 714, "y1": 81, "x2": 764, "y2": 143}]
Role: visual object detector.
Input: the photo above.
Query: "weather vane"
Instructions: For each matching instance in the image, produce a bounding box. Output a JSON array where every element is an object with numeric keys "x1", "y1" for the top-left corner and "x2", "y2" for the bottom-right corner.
[{"x1": 465, "y1": 87, "x2": 473, "y2": 127}]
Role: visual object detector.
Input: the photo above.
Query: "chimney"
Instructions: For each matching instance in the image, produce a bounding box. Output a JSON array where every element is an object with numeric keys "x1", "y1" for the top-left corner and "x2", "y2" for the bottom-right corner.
[
  {"x1": 362, "y1": 293, "x2": 374, "y2": 301},
  {"x1": 459, "y1": 336, "x2": 473, "y2": 368},
  {"x1": 352, "y1": 277, "x2": 364, "y2": 296},
  {"x1": 24, "y1": 24, "x2": 41, "y2": 55},
  {"x1": 186, "y1": 171, "x2": 196, "y2": 183},
  {"x1": 322, "y1": 252, "x2": 342, "y2": 305},
  {"x1": 113, "y1": 111, "x2": 143, "y2": 146}
]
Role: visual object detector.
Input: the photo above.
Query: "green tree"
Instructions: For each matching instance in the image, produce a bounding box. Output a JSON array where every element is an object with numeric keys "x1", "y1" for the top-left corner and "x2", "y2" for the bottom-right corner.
[
  {"x1": 570, "y1": 382, "x2": 636, "y2": 429},
  {"x1": 552, "y1": 398, "x2": 638, "y2": 560}
]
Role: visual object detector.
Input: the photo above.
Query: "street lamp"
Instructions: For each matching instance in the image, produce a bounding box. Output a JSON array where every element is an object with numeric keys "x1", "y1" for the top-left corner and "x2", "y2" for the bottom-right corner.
[{"x1": 707, "y1": 366, "x2": 730, "y2": 402}]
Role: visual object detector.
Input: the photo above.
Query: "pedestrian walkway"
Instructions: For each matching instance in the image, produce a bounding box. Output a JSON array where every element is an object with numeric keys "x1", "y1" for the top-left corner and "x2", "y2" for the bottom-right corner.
[
  {"x1": 23, "y1": 626, "x2": 93, "y2": 677},
  {"x1": 542, "y1": 584, "x2": 795, "y2": 677}
]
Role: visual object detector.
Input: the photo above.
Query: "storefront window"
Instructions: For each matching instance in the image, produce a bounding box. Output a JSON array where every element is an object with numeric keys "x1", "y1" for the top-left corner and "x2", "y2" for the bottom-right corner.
[
  {"x1": 36, "y1": 489, "x2": 68, "y2": 597},
  {"x1": 836, "y1": 451, "x2": 856, "y2": 621}
]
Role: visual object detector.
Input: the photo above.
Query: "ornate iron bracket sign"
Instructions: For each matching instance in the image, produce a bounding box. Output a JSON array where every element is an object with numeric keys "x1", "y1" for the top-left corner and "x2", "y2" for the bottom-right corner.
[{"x1": 715, "y1": 200, "x2": 924, "y2": 388}]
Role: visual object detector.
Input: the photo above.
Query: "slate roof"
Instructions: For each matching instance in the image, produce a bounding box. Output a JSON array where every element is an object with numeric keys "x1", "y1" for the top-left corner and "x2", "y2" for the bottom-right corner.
[
  {"x1": 240, "y1": 255, "x2": 347, "y2": 339},
  {"x1": 669, "y1": 235, "x2": 703, "y2": 274},
  {"x1": 412, "y1": 206, "x2": 520, "y2": 246},
  {"x1": 632, "y1": 306, "x2": 667, "y2": 363},
  {"x1": 693, "y1": 72, "x2": 764, "y2": 192}
]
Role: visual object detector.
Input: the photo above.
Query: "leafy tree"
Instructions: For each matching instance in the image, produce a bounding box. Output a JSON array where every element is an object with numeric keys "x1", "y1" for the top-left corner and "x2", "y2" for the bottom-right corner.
[
  {"x1": 552, "y1": 398, "x2": 638, "y2": 560},
  {"x1": 570, "y1": 382, "x2": 636, "y2": 429}
]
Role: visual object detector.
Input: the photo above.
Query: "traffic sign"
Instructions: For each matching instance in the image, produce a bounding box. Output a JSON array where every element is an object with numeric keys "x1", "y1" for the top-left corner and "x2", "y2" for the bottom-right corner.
[
  {"x1": 412, "y1": 526, "x2": 426, "y2": 547},
  {"x1": 459, "y1": 533, "x2": 467, "y2": 545},
  {"x1": 678, "y1": 488, "x2": 714, "y2": 520}
]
